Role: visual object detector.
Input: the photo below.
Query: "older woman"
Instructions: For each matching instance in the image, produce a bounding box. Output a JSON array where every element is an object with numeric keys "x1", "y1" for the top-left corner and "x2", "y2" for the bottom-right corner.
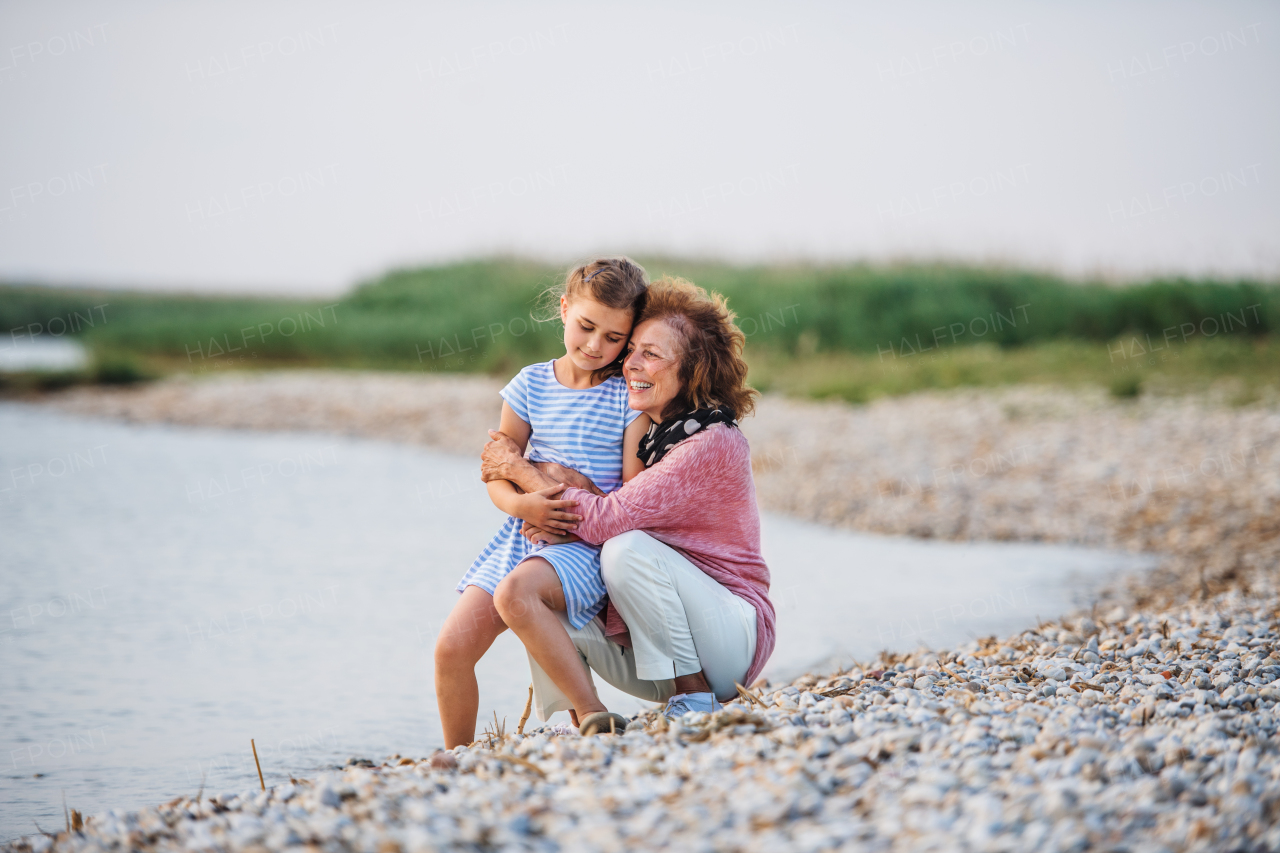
[{"x1": 480, "y1": 276, "x2": 775, "y2": 734}]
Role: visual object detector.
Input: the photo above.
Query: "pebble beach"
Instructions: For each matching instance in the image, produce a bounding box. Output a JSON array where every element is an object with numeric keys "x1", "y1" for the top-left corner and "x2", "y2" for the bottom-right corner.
[
  {"x1": 9, "y1": 589, "x2": 1279, "y2": 852},
  {"x1": 8, "y1": 370, "x2": 1279, "y2": 852}
]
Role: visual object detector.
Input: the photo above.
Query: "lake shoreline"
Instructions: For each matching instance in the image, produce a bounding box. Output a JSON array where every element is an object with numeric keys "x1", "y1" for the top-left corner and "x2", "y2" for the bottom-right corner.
[
  {"x1": 39, "y1": 369, "x2": 1279, "y2": 604},
  {"x1": 7, "y1": 370, "x2": 1279, "y2": 851},
  {"x1": 7, "y1": 584, "x2": 1278, "y2": 852}
]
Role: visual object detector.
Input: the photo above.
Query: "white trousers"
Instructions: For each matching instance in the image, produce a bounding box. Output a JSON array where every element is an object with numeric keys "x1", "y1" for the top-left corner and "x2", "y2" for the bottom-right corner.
[{"x1": 528, "y1": 530, "x2": 757, "y2": 721}]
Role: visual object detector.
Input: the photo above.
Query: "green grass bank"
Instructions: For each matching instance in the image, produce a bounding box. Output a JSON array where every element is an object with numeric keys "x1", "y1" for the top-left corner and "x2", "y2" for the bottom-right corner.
[{"x1": 2, "y1": 259, "x2": 1276, "y2": 402}]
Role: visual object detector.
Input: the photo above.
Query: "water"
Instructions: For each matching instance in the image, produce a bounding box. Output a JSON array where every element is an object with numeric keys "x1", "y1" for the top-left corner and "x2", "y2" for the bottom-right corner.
[
  {"x1": 0, "y1": 404, "x2": 1154, "y2": 840},
  {"x1": 0, "y1": 339, "x2": 88, "y2": 373}
]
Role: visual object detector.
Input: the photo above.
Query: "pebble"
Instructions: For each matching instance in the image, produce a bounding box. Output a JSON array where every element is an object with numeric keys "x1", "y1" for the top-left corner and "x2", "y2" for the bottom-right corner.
[
  {"x1": 8, "y1": 581, "x2": 1279, "y2": 853},
  {"x1": 19, "y1": 371, "x2": 1279, "y2": 852}
]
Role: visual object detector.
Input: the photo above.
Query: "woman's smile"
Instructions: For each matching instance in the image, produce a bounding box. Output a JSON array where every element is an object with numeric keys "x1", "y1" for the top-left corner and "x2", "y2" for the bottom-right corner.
[{"x1": 623, "y1": 318, "x2": 684, "y2": 422}]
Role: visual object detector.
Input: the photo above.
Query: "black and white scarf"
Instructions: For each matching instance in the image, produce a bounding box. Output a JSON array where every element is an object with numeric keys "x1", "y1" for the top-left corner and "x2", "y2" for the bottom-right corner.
[{"x1": 637, "y1": 405, "x2": 737, "y2": 468}]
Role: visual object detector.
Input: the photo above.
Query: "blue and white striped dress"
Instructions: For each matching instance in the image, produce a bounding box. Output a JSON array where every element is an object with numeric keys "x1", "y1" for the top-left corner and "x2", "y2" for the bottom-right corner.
[{"x1": 457, "y1": 360, "x2": 642, "y2": 629}]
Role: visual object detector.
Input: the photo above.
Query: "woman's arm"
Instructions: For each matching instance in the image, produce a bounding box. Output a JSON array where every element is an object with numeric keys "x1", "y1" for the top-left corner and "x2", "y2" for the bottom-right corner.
[
  {"x1": 482, "y1": 430, "x2": 563, "y2": 494},
  {"x1": 565, "y1": 426, "x2": 742, "y2": 545},
  {"x1": 482, "y1": 415, "x2": 650, "y2": 492},
  {"x1": 531, "y1": 460, "x2": 604, "y2": 496},
  {"x1": 621, "y1": 414, "x2": 651, "y2": 482},
  {"x1": 521, "y1": 414, "x2": 650, "y2": 545}
]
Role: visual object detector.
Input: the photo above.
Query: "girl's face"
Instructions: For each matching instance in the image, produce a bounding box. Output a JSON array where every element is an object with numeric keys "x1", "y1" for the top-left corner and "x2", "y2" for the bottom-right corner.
[{"x1": 560, "y1": 295, "x2": 634, "y2": 372}]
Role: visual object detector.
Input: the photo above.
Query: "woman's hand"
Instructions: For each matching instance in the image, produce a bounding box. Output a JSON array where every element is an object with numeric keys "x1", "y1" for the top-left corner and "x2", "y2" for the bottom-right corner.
[
  {"x1": 514, "y1": 484, "x2": 581, "y2": 532},
  {"x1": 521, "y1": 521, "x2": 579, "y2": 547},
  {"x1": 533, "y1": 461, "x2": 605, "y2": 497},
  {"x1": 480, "y1": 429, "x2": 524, "y2": 483}
]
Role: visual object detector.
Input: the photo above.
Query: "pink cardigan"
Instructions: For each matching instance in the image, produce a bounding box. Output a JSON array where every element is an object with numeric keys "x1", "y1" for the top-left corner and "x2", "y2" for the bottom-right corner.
[{"x1": 564, "y1": 423, "x2": 776, "y2": 687}]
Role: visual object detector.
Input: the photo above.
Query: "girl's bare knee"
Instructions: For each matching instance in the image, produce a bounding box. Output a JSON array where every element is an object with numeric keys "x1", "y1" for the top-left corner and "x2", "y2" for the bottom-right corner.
[
  {"x1": 493, "y1": 575, "x2": 533, "y2": 622},
  {"x1": 434, "y1": 628, "x2": 481, "y2": 671},
  {"x1": 496, "y1": 558, "x2": 559, "y2": 621}
]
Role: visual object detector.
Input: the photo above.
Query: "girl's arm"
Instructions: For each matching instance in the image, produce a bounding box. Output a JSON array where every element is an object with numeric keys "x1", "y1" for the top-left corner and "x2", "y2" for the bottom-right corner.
[
  {"x1": 485, "y1": 403, "x2": 582, "y2": 532},
  {"x1": 483, "y1": 402, "x2": 533, "y2": 518},
  {"x1": 621, "y1": 414, "x2": 651, "y2": 482}
]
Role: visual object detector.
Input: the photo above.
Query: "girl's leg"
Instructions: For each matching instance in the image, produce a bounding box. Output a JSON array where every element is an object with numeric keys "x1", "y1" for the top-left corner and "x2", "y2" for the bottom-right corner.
[
  {"x1": 527, "y1": 608, "x2": 675, "y2": 722},
  {"x1": 434, "y1": 585, "x2": 509, "y2": 748},
  {"x1": 493, "y1": 558, "x2": 609, "y2": 722}
]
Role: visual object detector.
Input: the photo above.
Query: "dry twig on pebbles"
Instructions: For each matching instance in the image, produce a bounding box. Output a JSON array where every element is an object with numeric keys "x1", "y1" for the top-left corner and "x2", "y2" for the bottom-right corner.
[
  {"x1": 16, "y1": 372, "x2": 1280, "y2": 852},
  {"x1": 250, "y1": 739, "x2": 265, "y2": 792},
  {"x1": 517, "y1": 684, "x2": 533, "y2": 736},
  {"x1": 16, "y1": 583, "x2": 1280, "y2": 852}
]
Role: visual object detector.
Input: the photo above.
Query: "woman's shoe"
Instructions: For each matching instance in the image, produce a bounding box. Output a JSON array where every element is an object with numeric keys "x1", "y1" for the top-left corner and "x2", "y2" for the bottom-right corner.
[
  {"x1": 662, "y1": 692, "x2": 722, "y2": 719},
  {"x1": 578, "y1": 711, "x2": 628, "y2": 736}
]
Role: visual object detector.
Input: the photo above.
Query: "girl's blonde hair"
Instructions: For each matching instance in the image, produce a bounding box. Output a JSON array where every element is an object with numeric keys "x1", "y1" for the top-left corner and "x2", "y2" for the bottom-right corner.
[{"x1": 543, "y1": 256, "x2": 649, "y2": 380}]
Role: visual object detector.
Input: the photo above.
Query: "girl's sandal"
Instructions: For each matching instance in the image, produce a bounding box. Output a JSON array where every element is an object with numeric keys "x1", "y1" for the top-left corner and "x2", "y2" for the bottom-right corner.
[{"x1": 578, "y1": 711, "x2": 628, "y2": 736}]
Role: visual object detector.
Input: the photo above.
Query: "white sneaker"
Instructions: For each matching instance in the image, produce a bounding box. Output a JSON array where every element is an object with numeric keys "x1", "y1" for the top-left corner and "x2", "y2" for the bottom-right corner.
[{"x1": 662, "y1": 692, "x2": 722, "y2": 719}]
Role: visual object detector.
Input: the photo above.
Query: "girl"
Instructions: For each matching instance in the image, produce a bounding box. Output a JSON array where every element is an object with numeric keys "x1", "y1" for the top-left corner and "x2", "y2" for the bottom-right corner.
[{"x1": 434, "y1": 257, "x2": 651, "y2": 748}]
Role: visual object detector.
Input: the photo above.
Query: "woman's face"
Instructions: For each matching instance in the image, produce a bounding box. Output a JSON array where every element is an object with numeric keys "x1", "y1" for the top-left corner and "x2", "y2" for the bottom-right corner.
[
  {"x1": 560, "y1": 295, "x2": 633, "y2": 373},
  {"x1": 623, "y1": 318, "x2": 683, "y2": 423}
]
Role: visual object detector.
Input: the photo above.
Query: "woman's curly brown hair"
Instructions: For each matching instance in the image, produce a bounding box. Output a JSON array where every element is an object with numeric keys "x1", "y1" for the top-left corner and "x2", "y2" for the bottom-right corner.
[{"x1": 637, "y1": 276, "x2": 758, "y2": 421}]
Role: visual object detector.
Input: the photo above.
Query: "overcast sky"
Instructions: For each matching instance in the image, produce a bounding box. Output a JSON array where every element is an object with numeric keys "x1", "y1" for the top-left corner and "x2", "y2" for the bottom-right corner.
[{"x1": 1, "y1": 1, "x2": 1276, "y2": 295}]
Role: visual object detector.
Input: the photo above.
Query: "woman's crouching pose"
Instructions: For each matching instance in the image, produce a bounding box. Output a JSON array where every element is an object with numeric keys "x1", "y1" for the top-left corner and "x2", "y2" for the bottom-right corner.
[
  {"x1": 482, "y1": 276, "x2": 776, "y2": 726},
  {"x1": 435, "y1": 257, "x2": 651, "y2": 747}
]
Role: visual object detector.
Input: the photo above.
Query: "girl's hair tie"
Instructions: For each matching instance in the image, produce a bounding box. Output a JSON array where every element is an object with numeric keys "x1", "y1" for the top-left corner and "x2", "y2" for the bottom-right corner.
[{"x1": 583, "y1": 266, "x2": 609, "y2": 282}]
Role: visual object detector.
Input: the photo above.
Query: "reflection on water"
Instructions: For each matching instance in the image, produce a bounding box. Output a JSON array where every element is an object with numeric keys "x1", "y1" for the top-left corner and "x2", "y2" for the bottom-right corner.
[{"x1": 0, "y1": 404, "x2": 1153, "y2": 840}]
